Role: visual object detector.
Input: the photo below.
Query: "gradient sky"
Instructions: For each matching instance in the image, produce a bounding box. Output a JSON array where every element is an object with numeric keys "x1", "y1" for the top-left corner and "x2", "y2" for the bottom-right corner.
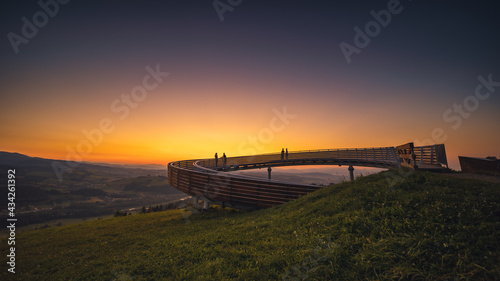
[{"x1": 1, "y1": 0, "x2": 499, "y2": 170}]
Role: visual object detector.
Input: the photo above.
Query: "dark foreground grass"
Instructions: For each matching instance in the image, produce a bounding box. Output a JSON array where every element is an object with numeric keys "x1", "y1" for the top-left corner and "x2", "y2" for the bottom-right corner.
[{"x1": 2, "y1": 171, "x2": 499, "y2": 280}]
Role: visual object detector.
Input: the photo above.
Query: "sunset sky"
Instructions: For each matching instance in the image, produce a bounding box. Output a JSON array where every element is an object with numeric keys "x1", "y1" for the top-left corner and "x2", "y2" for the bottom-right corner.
[{"x1": 1, "y1": 0, "x2": 499, "y2": 170}]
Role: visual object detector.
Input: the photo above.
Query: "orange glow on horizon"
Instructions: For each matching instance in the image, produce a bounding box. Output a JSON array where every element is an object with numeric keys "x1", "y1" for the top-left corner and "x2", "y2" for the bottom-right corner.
[{"x1": 1, "y1": 68, "x2": 499, "y2": 171}]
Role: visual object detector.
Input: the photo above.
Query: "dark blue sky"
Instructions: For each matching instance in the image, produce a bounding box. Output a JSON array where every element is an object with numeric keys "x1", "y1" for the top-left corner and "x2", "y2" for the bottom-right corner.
[{"x1": 2, "y1": 1, "x2": 499, "y2": 102}]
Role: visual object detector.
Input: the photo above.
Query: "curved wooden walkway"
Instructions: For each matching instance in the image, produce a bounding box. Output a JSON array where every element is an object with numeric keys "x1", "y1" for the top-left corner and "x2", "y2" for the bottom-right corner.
[{"x1": 167, "y1": 143, "x2": 447, "y2": 209}]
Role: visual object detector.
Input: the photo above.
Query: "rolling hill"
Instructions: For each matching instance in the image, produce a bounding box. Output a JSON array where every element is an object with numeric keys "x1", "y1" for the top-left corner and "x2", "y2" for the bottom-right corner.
[
  {"x1": 2, "y1": 170, "x2": 499, "y2": 280},
  {"x1": 0, "y1": 152, "x2": 187, "y2": 228}
]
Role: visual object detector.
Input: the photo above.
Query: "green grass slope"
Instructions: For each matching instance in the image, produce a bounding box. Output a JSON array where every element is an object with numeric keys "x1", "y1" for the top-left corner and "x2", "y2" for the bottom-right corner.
[{"x1": 2, "y1": 171, "x2": 499, "y2": 280}]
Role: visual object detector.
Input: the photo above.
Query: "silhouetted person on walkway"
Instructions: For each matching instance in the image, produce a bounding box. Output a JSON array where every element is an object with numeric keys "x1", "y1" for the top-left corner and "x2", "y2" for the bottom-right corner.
[
  {"x1": 286, "y1": 148, "x2": 289, "y2": 160},
  {"x1": 281, "y1": 148, "x2": 284, "y2": 160},
  {"x1": 222, "y1": 153, "x2": 227, "y2": 166},
  {"x1": 215, "y1": 153, "x2": 218, "y2": 167}
]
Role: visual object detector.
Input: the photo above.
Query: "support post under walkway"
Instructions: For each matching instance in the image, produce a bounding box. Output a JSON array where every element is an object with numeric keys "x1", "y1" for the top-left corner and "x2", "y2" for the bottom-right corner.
[{"x1": 348, "y1": 165, "x2": 354, "y2": 181}]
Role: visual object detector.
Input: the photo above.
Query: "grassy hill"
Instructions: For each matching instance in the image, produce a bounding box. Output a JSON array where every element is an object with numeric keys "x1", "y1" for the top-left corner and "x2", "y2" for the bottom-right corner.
[{"x1": 2, "y1": 170, "x2": 499, "y2": 280}]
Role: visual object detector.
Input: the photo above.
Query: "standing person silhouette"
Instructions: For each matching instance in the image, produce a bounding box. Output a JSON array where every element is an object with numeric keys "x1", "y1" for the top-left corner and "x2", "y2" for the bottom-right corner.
[
  {"x1": 281, "y1": 148, "x2": 284, "y2": 160},
  {"x1": 222, "y1": 153, "x2": 227, "y2": 166},
  {"x1": 215, "y1": 152, "x2": 218, "y2": 167},
  {"x1": 286, "y1": 148, "x2": 288, "y2": 160}
]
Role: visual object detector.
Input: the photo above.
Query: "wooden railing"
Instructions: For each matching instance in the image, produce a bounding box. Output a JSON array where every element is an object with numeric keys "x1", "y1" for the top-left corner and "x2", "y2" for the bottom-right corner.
[
  {"x1": 198, "y1": 147, "x2": 399, "y2": 171},
  {"x1": 413, "y1": 144, "x2": 448, "y2": 168},
  {"x1": 167, "y1": 143, "x2": 447, "y2": 209},
  {"x1": 168, "y1": 159, "x2": 318, "y2": 209}
]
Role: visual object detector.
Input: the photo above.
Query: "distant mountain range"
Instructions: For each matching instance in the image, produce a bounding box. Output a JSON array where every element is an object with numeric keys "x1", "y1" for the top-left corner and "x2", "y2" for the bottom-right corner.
[
  {"x1": 0, "y1": 151, "x2": 48, "y2": 166},
  {"x1": 0, "y1": 151, "x2": 165, "y2": 169},
  {"x1": 0, "y1": 151, "x2": 166, "y2": 182}
]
